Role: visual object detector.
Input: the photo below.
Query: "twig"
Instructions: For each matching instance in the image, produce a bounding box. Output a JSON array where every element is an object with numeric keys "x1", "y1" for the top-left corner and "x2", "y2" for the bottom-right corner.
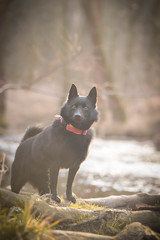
[
  {"x1": 0, "y1": 152, "x2": 6, "y2": 187},
  {"x1": 0, "y1": 84, "x2": 27, "y2": 94},
  {"x1": 0, "y1": 47, "x2": 82, "y2": 97},
  {"x1": 33, "y1": 47, "x2": 82, "y2": 85},
  {"x1": 0, "y1": 84, "x2": 65, "y2": 98},
  {"x1": 132, "y1": 203, "x2": 160, "y2": 211}
]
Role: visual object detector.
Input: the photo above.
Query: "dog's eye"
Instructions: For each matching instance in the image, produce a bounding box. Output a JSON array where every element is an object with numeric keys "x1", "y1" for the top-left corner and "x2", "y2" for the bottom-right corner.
[
  {"x1": 71, "y1": 105, "x2": 76, "y2": 110},
  {"x1": 84, "y1": 106, "x2": 88, "y2": 110}
]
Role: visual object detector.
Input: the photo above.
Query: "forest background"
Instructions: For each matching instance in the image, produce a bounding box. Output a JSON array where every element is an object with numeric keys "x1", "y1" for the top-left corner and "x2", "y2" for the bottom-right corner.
[{"x1": 0, "y1": 0, "x2": 160, "y2": 139}]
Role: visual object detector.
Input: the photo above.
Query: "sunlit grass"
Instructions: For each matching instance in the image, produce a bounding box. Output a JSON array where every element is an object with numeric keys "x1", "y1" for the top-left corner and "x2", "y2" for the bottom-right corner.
[
  {"x1": 69, "y1": 202, "x2": 103, "y2": 211},
  {"x1": 0, "y1": 202, "x2": 62, "y2": 240}
]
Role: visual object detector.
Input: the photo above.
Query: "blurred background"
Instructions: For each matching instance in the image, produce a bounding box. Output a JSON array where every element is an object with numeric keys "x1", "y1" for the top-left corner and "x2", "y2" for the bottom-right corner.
[{"x1": 0, "y1": 0, "x2": 160, "y2": 198}]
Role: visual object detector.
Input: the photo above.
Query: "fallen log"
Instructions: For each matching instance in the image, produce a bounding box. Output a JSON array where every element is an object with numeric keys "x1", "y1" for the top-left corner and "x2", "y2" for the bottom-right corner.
[
  {"x1": 41, "y1": 191, "x2": 160, "y2": 210},
  {"x1": 0, "y1": 188, "x2": 96, "y2": 225},
  {"x1": 69, "y1": 207, "x2": 160, "y2": 235},
  {"x1": 52, "y1": 230, "x2": 112, "y2": 240},
  {"x1": 80, "y1": 193, "x2": 160, "y2": 209},
  {"x1": 0, "y1": 188, "x2": 160, "y2": 236},
  {"x1": 52, "y1": 222, "x2": 160, "y2": 240}
]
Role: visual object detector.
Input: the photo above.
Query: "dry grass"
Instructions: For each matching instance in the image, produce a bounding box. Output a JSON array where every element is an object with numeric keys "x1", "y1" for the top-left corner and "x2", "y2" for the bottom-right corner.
[{"x1": 0, "y1": 201, "x2": 62, "y2": 240}]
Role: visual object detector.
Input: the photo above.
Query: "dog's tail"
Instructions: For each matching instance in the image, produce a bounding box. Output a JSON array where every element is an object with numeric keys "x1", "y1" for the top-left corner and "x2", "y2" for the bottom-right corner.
[{"x1": 21, "y1": 126, "x2": 43, "y2": 142}]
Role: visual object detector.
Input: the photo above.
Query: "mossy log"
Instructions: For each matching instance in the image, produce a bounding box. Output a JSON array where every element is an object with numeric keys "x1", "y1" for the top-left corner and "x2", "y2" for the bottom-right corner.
[
  {"x1": 69, "y1": 207, "x2": 160, "y2": 235},
  {"x1": 0, "y1": 188, "x2": 160, "y2": 237},
  {"x1": 52, "y1": 222, "x2": 160, "y2": 240},
  {"x1": 52, "y1": 230, "x2": 112, "y2": 240},
  {"x1": 0, "y1": 188, "x2": 96, "y2": 225}
]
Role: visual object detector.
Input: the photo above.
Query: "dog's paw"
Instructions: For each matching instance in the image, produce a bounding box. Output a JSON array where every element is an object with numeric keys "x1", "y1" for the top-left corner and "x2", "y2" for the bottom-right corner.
[
  {"x1": 51, "y1": 194, "x2": 61, "y2": 203},
  {"x1": 67, "y1": 195, "x2": 76, "y2": 203}
]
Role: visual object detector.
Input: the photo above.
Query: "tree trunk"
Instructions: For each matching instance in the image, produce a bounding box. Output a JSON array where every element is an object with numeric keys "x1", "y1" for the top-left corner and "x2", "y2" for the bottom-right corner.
[
  {"x1": 81, "y1": 0, "x2": 126, "y2": 122},
  {"x1": 0, "y1": 0, "x2": 13, "y2": 130}
]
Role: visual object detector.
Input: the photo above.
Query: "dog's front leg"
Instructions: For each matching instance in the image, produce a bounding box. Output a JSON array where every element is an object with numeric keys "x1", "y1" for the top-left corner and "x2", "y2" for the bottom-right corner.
[
  {"x1": 50, "y1": 165, "x2": 61, "y2": 203},
  {"x1": 66, "y1": 165, "x2": 79, "y2": 203}
]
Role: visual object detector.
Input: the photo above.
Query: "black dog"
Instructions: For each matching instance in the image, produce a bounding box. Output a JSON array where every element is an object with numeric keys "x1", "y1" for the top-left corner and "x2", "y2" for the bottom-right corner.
[{"x1": 11, "y1": 84, "x2": 98, "y2": 203}]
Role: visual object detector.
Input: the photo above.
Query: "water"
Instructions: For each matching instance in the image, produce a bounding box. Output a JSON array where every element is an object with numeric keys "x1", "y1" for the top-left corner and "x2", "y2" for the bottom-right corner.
[
  {"x1": 0, "y1": 135, "x2": 160, "y2": 198},
  {"x1": 77, "y1": 138, "x2": 160, "y2": 197}
]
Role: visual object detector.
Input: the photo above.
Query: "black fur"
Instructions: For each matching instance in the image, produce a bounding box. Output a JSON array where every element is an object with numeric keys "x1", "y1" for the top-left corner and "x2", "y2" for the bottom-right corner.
[
  {"x1": 21, "y1": 126, "x2": 43, "y2": 142},
  {"x1": 11, "y1": 84, "x2": 98, "y2": 203}
]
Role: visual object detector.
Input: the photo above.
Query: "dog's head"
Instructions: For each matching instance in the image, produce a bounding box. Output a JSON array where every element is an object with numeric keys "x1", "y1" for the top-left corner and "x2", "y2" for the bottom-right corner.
[{"x1": 61, "y1": 84, "x2": 98, "y2": 130}]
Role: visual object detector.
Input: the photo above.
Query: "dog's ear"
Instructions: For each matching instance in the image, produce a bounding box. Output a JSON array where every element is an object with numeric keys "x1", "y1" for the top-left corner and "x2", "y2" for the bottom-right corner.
[
  {"x1": 87, "y1": 87, "x2": 97, "y2": 107},
  {"x1": 68, "y1": 84, "x2": 78, "y2": 101}
]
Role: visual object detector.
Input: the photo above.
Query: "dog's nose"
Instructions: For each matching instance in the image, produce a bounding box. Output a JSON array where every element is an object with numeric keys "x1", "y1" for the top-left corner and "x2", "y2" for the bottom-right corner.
[{"x1": 74, "y1": 114, "x2": 82, "y2": 122}]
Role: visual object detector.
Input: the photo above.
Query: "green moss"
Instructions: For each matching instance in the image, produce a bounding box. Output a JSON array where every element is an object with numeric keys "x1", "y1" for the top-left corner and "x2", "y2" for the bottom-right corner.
[{"x1": 69, "y1": 202, "x2": 104, "y2": 211}]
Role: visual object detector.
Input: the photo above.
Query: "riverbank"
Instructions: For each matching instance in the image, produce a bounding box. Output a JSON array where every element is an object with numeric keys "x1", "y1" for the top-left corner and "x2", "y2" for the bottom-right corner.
[{"x1": 0, "y1": 135, "x2": 160, "y2": 198}]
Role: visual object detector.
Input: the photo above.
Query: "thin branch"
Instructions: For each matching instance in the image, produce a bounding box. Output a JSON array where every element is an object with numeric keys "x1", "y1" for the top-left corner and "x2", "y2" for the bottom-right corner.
[
  {"x1": 0, "y1": 83, "x2": 159, "y2": 99},
  {"x1": 33, "y1": 47, "x2": 82, "y2": 84},
  {"x1": 0, "y1": 46, "x2": 82, "y2": 96},
  {"x1": 0, "y1": 84, "x2": 65, "y2": 98},
  {"x1": 0, "y1": 152, "x2": 6, "y2": 187}
]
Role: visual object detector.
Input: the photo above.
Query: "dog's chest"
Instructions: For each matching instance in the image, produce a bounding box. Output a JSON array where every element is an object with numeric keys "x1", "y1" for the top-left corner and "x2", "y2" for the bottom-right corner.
[
  {"x1": 32, "y1": 125, "x2": 92, "y2": 168},
  {"x1": 58, "y1": 136, "x2": 89, "y2": 168}
]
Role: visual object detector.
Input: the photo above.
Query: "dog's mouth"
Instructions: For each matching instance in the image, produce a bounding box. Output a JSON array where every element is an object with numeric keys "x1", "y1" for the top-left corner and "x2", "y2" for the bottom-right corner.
[
  {"x1": 71, "y1": 115, "x2": 85, "y2": 129},
  {"x1": 73, "y1": 115, "x2": 83, "y2": 123}
]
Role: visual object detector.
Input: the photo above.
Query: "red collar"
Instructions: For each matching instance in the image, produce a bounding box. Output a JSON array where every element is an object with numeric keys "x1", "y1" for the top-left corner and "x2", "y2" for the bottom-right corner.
[{"x1": 60, "y1": 117, "x2": 87, "y2": 136}]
